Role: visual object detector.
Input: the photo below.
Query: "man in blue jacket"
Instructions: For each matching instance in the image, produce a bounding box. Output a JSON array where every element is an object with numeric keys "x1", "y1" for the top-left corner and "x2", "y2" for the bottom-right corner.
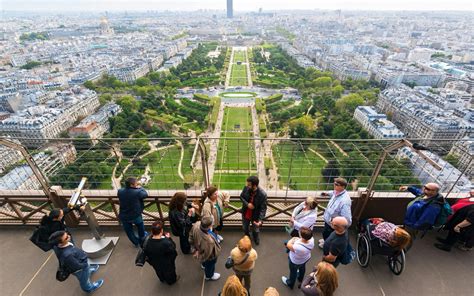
[
  {"x1": 118, "y1": 177, "x2": 148, "y2": 247},
  {"x1": 402, "y1": 183, "x2": 444, "y2": 230},
  {"x1": 50, "y1": 230, "x2": 103, "y2": 293}
]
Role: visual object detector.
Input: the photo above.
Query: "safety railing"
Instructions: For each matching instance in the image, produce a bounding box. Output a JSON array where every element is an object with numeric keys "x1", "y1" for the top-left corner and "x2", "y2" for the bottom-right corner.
[{"x1": 0, "y1": 136, "x2": 471, "y2": 226}]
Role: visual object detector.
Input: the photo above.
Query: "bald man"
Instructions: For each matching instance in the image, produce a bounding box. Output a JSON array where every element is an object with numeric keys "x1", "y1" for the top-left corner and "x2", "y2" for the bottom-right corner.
[
  {"x1": 401, "y1": 182, "x2": 446, "y2": 230},
  {"x1": 322, "y1": 216, "x2": 349, "y2": 268}
]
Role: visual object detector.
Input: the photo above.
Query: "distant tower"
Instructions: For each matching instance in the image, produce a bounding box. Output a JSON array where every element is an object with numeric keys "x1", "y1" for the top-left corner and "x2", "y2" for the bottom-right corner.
[{"x1": 227, "y1": 0, "x2": 233, "y2": 18}]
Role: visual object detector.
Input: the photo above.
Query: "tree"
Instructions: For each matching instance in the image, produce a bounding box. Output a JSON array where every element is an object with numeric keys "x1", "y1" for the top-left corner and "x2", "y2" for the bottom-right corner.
[
  {"x1": 335, "y1": 93, "x2": 365, "y2": 114},
  {"x1": 444, "y1": 153, "x2": 460, "y2": 168},
  {"x1": 313, "y1": 77, "x2": 332, "y2": 88},
  {"x1": 117, "y1": 95, "x2": 139, "y2": 111},
  {"x1": 84, "y1": 80, "x2": 96, "y2": 90},
  {"x1": 136, "y1": 77, "x2": 151, "y2": 87},
  {"x1": 288, "y1": 115, "x2": 316, "y2": 138}
]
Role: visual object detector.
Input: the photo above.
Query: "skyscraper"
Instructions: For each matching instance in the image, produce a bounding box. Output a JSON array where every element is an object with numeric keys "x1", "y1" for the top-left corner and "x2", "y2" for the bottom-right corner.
[{"x1": 227, "y1": 0, "x2": 233, "y2": 18}]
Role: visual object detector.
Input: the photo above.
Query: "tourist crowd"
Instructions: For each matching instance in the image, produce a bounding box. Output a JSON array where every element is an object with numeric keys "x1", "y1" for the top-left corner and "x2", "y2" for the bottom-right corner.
[{"x1": 33, "y1": 176, "x2": 473, "y2": 295}]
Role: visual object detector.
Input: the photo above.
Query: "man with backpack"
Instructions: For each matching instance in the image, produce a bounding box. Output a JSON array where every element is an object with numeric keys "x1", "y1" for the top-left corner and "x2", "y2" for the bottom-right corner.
[
  {"x1": 49, "y1": 230, "x2": 104, "y2": 293},
  {"x1": 402, "y1": 183, "x2": 451, "y2": 230},
  {"x1": 322, "y1": 216, "x2": 349, "y2": 268}
]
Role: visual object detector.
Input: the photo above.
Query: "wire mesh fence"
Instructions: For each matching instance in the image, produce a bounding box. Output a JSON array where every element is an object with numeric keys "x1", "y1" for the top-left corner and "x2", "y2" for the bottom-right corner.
[
  {"x1": 0, "y1": 137, "x2": 471, "y2": 196},
  {"x1": 0, "y1": 136, "x2": 471, "y2": 225}
]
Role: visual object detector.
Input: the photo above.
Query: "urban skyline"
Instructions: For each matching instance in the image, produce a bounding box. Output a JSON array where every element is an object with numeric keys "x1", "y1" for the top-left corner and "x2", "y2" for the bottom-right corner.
[{"x1": 2, "y1": 0, "x2": 474, "y2": 12}]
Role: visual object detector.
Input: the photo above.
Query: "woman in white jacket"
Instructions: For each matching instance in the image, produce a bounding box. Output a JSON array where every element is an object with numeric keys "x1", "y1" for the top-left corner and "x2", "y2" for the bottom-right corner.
[{"x1": 288, "y1": 197, "x2": 318, "y2": 237}]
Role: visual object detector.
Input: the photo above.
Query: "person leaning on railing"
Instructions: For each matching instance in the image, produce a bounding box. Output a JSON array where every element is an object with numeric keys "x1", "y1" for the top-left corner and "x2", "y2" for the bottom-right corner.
[
  {"x1": 288, "y1": 197, "x2": 318, "y2": 237},
  {"x1": 118, "y1": 177, "x2": 148, "y2": 247},
  {"x1": 319, "y1": 178, "x2": 352, "y2": 249},
  {"x1": 400, "y1": 183, "x2": 445, "y2": 230}
]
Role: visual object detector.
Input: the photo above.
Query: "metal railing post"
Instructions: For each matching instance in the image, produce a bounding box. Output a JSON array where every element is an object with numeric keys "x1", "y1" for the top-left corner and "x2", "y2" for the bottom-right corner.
[
  {"x1": 197, "y1": 137, "x2": 210, "y2": 189},
  {"x1": 0, "y1": 138, "x2": 52, "y2": 199}
]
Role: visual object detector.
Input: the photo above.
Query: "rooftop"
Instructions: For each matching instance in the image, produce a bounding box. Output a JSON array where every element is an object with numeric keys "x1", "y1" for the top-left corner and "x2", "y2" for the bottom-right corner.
[{"x1": 2, "y1": 226, "x2": 473, "y2": 296}]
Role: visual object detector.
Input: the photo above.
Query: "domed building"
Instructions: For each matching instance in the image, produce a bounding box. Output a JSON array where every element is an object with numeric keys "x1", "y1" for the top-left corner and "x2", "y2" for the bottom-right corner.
[{"x1": 99, "y1": 17, "x2": 114, "y2": 35}]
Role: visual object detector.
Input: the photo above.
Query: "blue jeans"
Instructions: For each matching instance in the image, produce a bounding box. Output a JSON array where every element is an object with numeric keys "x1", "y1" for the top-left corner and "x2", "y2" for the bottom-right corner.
[
  {"x1": 202, "y1": 258, "x2": 217, "y2": 278},
  {"x1": 73, "y1": 264, "x2": 95, "y2": 292},
  {"x1": 287, "y1": 257, "x2": 306, "y2": 288},
  {"x1": 121, "y1": 215, "x2": 145, "y2": 246}
]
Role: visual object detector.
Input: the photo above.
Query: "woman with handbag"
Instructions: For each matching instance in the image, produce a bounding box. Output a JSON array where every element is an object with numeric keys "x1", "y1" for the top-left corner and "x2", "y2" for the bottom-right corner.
[
  {"x1": 168, "y1": 192, "x2": 198, "y2": 254},
  {"x1": 300, "y1": 261, "x2": 338, "y2": 296},
  {"x1": 229, "y1": 235, "x2": 258, "y2": 294},
  {"x1": 144, "y1": 220, "x2": 179, "y2": 285}
]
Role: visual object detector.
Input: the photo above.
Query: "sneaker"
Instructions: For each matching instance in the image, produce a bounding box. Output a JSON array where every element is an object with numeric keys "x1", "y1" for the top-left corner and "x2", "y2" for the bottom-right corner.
[
  {"x1": 457, "y1": 245, "x2": 473, "y2": 251},
  {"x1": 434, "y1": 243, "x2": 451, "y2": 252},
  {"x1": 88, "y1": 279, "x2": 104, "y2": 293},
  {"x1": 205, "y1": 273, "x2": 221, "y2": 281},
  {"x1": 436, "y1": 237, "x2": 448, "y2": 244},
  {"x1": 217, "y1": 234, "x2": 224, "y2": 242},
  {"x1": 318, "y1": 240, "x2": 324, "y2": 249},
  {"x1": 281, "y1": 276, "x2": 293, "y2": 289},
  {"x1": 89, "y1": 264, "x2": 99, "y2": 274}
]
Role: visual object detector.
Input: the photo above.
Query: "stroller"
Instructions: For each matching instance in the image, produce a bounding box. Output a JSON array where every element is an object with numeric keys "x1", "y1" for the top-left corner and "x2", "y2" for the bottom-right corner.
[{"x1": 356, "y1": 220, "x2": 406, "y2": 275}]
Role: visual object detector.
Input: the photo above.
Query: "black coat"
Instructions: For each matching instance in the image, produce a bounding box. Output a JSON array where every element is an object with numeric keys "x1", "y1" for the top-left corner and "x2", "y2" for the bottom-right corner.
[
  {"x1": 239, "y1": 186, "x2": 267, "y2": 222},
  {"x1": 169, "y1": 205, "x2": 195, "y2": 237},
  {"x1": 39, "y1": 207, "x2": 73, "y2": 242},
  {"x1": 144, "y1": 237, "x2": 177, "y2": 271}
]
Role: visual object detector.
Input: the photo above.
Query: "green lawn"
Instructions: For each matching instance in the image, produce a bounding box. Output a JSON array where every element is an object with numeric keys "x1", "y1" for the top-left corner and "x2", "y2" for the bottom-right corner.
[
  {"x1": 273, "y1": 142, "x2": 326, "y2": 190},
  {"x1": 215, "y1": 107, "x2": 256, "y2": 189},
  {"x1": 216, "y1": 107, "x2": 256, "y2": 170},
  {"x1": 230, "y1": 63, "x2": 248, "y2": 86},
  {"x1": 214, "y1": 173, "x2": 250, "y2": 190},
  {"x1": 139, "y1": 144, "x2": 200, "y2": 190},
  {"x1": 233, "y1": 50, "x2": 246, "y2": 62}
]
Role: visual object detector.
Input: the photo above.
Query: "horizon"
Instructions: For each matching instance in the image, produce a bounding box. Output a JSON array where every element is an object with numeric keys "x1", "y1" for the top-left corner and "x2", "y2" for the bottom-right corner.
[{"x1": 2, "y1": 0, "x2": 473, "y2": 12}]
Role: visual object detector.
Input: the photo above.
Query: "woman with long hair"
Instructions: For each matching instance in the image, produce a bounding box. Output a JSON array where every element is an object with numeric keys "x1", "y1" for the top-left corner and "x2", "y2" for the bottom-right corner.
[
  {"x1": 201, "y1": 186, "x2": 229, "y2": 242},
  {"x1": 300, "y1": 262, "x2": 338, "y2": 296},
  {"x1": 370, "y1": 219, "x2": 412, "y2": 251},
  {"x1": 168, "y1": 192, "x2": 197, "y2": 254},
  {"x1": 219, "y1": 275, "x2": 248, "y2": 296}
]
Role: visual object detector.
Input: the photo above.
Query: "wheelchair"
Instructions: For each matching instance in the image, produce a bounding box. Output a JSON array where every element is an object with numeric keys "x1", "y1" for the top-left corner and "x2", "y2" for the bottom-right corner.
[{"x1": 356, "y1": 221, "x2": 406, "y2": 275}]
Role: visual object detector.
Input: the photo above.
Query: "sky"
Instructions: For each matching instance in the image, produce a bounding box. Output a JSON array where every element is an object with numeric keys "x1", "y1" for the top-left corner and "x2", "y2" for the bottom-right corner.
[{"x1": 2, "y1": 0, "x2": 473, "y2": 12}]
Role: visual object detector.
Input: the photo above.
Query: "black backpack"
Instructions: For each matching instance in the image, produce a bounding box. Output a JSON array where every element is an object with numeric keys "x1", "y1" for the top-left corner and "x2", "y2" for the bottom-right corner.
[{"x1": 30, "y1": 225, "x2": 53, "y2": 252}]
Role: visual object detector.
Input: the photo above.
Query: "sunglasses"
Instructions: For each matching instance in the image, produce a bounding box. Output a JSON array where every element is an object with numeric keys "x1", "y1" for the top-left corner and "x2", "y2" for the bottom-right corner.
[{"x1": 333, "y1": 183, "x2": 343, "y2": 186}]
